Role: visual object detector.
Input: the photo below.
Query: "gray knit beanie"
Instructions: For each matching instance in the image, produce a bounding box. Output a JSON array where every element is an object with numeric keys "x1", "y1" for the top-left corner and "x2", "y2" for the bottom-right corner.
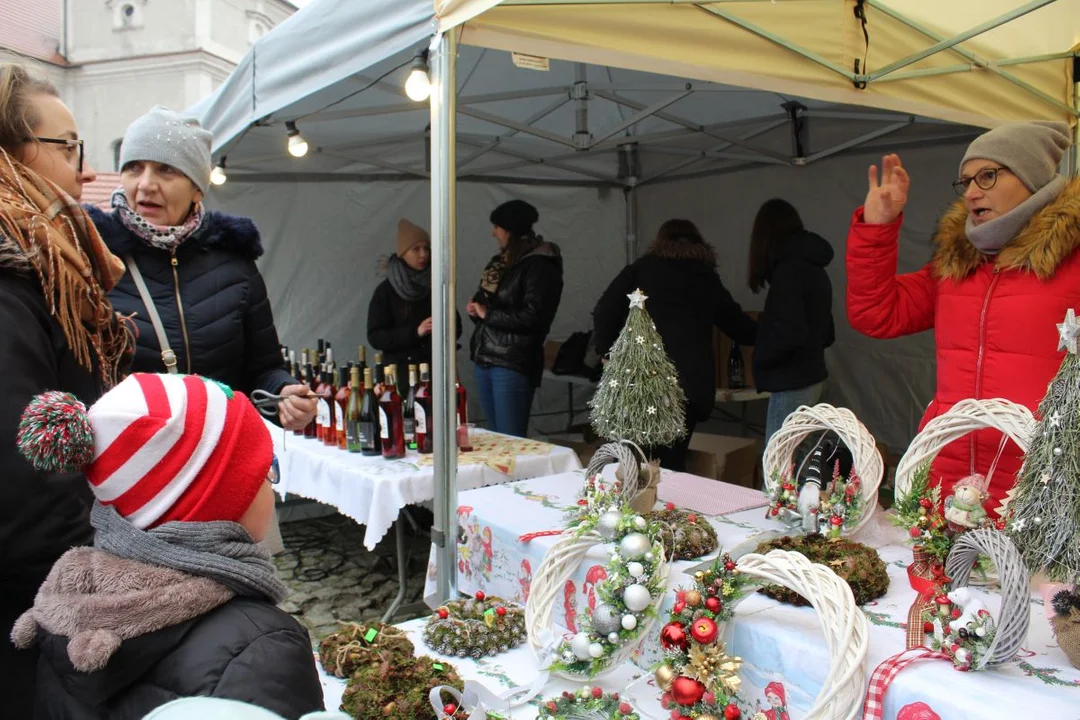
[
  {"x1": 959, "y1": 120, "x2": 1072, "y2": 193},
  {"x1": 120, "y1": 106, "x2": 213, "y2": 194}
]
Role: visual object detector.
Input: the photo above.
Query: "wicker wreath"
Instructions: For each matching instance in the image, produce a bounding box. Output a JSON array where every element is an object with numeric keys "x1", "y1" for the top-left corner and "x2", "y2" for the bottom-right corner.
[
  {"x1": 734, "y1": 550, "x2": 870, "y2": 720},
  {"x1": 894, "y1": 398, "x2": 1036, "y2": 503},
  {"x1": 763, "y1": 403, "x2": 883, "y2": 534},
  {"x1": 942, "y1": 528, "x2": 1031, "y2": 669}
]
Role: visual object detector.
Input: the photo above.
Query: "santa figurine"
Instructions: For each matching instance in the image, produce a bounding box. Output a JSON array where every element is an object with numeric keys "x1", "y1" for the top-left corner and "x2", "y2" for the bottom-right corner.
[{"x1": 763, "y1": 682, "x2": 790, "y2": 720}]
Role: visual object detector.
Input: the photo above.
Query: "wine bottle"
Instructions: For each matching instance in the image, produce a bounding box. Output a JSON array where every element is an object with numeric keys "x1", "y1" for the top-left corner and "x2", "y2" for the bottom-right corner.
[
  {"x1": 728, "y1": 340, "x2": 745, "y2": 390},
  {"x1": 335, "y1": 365, "x2": 350, "y2": 450},
  {"x1": 323, "y1": 366, "x2": 338, "y2": 447},
  {"x1": 379, "y1": 365, "x2": 406, "y2": 460},
  {"x1": 356, "y1": 345, "x2": 367, "y2": 376},
  {"x1": 404, "y1": 364, "x2": 418, "y2": 450},
  {"x1": 303, "y1": 362, "x2": 318, "y2": 439},
  {"x1": 280, "y1": 345, "x2": 289, "y2": 370},
  {"x1": 315, "y1": 367, "x2": 330, "y2": 442},
  {"x1": 346, "y1": 366, "x2": 363, "y2": 453},
  {"x1": 373, "y1": 352, "x2": 384, "y2": 386},
  {"x1": 317, "y1": 338, "x2": 326, "y2": 366},
  {"x1": 455, "y1": 378, "x2": 468, "y2": 429},
  {"x1": 415, "y1": 363, "x2": 433, "y2": 454},
  {"x1": 359, "y1": 367, "x2": 380, "y2": 456}
]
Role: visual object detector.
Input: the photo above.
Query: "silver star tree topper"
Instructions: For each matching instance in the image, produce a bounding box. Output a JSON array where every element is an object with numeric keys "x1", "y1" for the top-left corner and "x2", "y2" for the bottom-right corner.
[
  {"x1": 627, "y1": 288, "x2": 648, "y2": 309},
  {"x1": 1057, "y1": 308, "x2": 1080, "y2": 354}
]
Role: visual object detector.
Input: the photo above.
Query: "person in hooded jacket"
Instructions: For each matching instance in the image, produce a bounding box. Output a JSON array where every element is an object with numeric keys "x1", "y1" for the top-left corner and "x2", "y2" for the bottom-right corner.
[
  {"x1": 0, "y1": 61, "x2": 134, "y2": 716},
  {"x1": 747, "y1": 199, "x2": 835, "y2": 444},
  {"x1": 367, "y1": 218, "x2": 460, "y2": 393},
  {"x1": 593, "y1": 219, "x2": 757, "y2": 471},
  {"x1": 467, "y1": 199, "x2": 563, "y2": 437},
  {"x1": 847, "y1": 121, "x2": 1079, "y2": 513},
  {"x1": 11, "y1": 373, "x2": 324, "y2": 719},
  {"x1": 87, "y1": 106, "x2": 316, "y2": 432}
]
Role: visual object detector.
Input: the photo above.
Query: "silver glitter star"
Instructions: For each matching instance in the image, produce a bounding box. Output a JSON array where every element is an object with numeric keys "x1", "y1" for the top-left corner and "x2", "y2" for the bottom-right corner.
[
  {"x1": 1050, "y1": 411, "x2": 1062, "y2": 427},
  {"x1": 1040, "y1": 472, "x2": 1052, "y2": 485},
  {"x1": 647, "y1": 406, "x2": 656, "y2": 415},
  {"x1": 1057, "y1": 308, "x2": 1079, "y2": 354},
  {"x1": 1012, "y1": 517, "x2": 1027, "y2": 532},
  {"x1": 627, "y1": 289, "x2": 647, "y2": 309},
  {"x1": 635, "y1": 336, "x2": 645, "y2": 344},
  {"x1": 609, "y1": 379, "x2": 619, "y2": 388}
]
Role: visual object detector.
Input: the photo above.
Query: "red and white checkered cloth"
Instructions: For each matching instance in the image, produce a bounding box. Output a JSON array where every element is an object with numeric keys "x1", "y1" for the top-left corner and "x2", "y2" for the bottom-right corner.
[{"x1": 863, "y1": 647, "x2": 950, "y2": 720}]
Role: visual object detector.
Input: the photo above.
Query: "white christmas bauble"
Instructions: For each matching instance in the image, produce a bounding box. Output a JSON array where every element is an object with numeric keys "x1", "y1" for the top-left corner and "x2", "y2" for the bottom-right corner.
[
  {"x1": 588, "y1": 642, "x2": 604, "y2": 658},
  {"x1": 955, "y1": 647, "x2": 970, "y2": 664},
  {"x1": 627, "y1": 562, "x2": 645, "y2": 579},
  {"x1": 591, "y1": 604, "x2": 621, "y2": 635},
  {"x1": 597, "y1": 510, "x2": 622, "y2": 541},
  {"x1": 975, "y1": 626, "x2": 986, "y2": 637},
  {"x1": 633, "y1": 516, "x2": 647, "y2": 530},
  {"x1": 622, "y1": 614, "x2": 637, "y2": 630},
  {"x1": 570, "y1": 632, "x2": 593, "y2": 660},
  {"x1": 608, "y1": 632, "x2": 620, "y2": 644},
  {"x1": 619, "y1": 532, "x2": 651, "y2": 560},
  {"x1": 645, "y1": 552, "x2": 655, "y2": 562},
  {"x1": 623, "y1": 583, "x2": 651, "y2": 612}
]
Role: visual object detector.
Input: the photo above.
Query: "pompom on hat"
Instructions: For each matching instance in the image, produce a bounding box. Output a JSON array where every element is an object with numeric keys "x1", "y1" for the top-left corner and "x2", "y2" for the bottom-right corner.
[{"x1": 18, "y1": 373, "x2": 272, "y2": 529}]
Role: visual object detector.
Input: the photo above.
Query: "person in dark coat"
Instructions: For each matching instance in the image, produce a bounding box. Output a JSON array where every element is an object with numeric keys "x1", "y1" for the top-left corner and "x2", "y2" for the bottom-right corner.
[
  {"x1": 467, "y1": 199, "x2": 563, "y2": 437},
  {"x1": 11, "y1": 373, "x2": 324, "y2": 719},
  {"x1": 747, "y1": 199, "x2": 835, "y2": 444},
  {"x1": 594, "y1": 219, "x2": 757, "y2": 471},
  {"x1": 367, "y1": 218, "x2": 460, "y2": 392},
  {"x1": 89, "y1": 105, "x2": 316, "y2": 432},
  {"x1": 0, "y1": 61, "x2": 134, "y2": 717}
]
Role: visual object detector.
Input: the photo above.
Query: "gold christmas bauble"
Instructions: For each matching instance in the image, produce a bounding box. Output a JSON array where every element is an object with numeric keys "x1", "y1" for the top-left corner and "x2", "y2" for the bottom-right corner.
[
  {"x1": 655, "y1": 665, "x2": 676, "y2": 691},
  {"x1": 697, "y1": 715, "x2": 719, "y2": 720},
  {"x1": 685, "y1": 590, "x2": 702, "y2": 607}
]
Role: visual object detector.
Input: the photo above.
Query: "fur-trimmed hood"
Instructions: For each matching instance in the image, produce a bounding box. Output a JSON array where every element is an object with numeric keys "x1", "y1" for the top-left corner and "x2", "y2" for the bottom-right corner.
[
  {"x1": 86, "y1": 205, "x2": 264, "y2": 259},
  {"x1": 0, "y1": 229, "x2": 34, "y2": 272},
  {"x1": 933, "y1": 176, "x2": 1080, "y2": 281},
  {"x1": 646, "y1": 235, "x2": 717, "y2": 267}
]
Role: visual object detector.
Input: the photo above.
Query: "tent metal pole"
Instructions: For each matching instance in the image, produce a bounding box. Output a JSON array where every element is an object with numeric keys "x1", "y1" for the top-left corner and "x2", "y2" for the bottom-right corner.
[
  {"x1": 804, "y1": 120, "x2": 911, "y2": 164},
  {"x1": 625, "y1": 184, "x2": 638, "y2": 264},
  {"x1": 430, "y1": 27, "x2": 460, "y2": 608}
]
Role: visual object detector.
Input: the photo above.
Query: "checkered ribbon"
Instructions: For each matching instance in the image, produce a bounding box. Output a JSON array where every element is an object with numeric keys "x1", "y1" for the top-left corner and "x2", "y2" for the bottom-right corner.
[
  {"x1": 517, "y1": 529, "x2": 563, "y2": 543},
  {"x1": 904, "y1": 546, "x2": 949, "y2": 649},
  {"x1": 862, "y1": 646, "x2": 950, "y2": 720}
]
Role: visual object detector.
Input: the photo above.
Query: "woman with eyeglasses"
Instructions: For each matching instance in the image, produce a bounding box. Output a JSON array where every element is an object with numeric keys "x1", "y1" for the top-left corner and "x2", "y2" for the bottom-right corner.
[
  {"x1": 0, "y1": 61, "x2": 135, "y2": 715},
  {"x1": 846, "y1": 121, "x2": 1077, "y2": 513}
]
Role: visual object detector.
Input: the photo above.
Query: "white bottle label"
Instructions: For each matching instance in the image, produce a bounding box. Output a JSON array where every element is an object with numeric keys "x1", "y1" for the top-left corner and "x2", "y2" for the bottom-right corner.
[
  {"x1": 317, "y1": 399, "x2": 330, "y2": 428},
  {"x1": 415, "y1": 404, "x2": 427, "y2": 434},
  {"x1": 379, "y1": 407, "x2": 389, "y2": 440}
]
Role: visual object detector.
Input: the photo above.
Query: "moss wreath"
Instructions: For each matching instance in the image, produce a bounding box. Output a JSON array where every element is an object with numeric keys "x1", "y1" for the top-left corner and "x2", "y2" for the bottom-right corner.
[{"x1": 752, "y1": 534, "x2": 889, "y2": 606}]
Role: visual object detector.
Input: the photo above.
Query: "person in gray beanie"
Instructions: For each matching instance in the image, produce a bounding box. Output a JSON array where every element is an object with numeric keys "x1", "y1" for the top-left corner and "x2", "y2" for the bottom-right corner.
[{"x1": 845, "y1": 120, "x2": 1080, "y2": 514}]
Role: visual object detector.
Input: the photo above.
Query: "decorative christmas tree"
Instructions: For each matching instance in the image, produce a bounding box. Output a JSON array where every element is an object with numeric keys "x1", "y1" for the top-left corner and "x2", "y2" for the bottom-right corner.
[
  {"x1": 590, "y1": 289, "x2": 687, "y2": 447},
  {"x1": 1007, "y1": 308, "x2": 1080, "y2": 583}
]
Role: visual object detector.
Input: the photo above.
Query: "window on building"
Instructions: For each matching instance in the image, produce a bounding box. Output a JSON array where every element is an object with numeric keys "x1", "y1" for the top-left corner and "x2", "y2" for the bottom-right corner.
[
  {"x1": 110, "y1": 0, "x2": 145, "y2": 31},
  {"x1": 112, "y1": 139, "x2": 123, "y2": 172}
]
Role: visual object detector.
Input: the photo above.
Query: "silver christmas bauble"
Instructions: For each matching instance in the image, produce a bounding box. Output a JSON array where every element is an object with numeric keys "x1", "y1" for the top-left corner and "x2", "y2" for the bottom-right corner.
[
  {"x1": 633, "y1": 515, "x2": 647, "y2": 530},
  {"x1": 608, "y1": 632, "x2": 620, "y2": 644},
  {"x1": 1054, "y1": 447, "x2": 1064, "y2": 456},
  {"x1": 588, "y1": 642, "x2": 604, "y2": 658},
  {"x1": 619, "y1": 532, "x2": 651, "y2": 560},
  {"x1": 622, "y1": 614, "x2": 638, "y2": 630},
  {"x1": 591, "y1": 604, "x2": 621, "y2": 634},
  {"x1": 645, "y1": 552, "x2": 655, "y2": 562},
  {"x1": 627, "y1": 561, "x2": 645, "y2": 579},
  {"x1": 570, "y1": 632, "x2": 593, "y2": 660},
  {"x1": 623, "y1": 583, "x2": 651, "y2": 612},
  {"x1": 597, "y1": 510, "x2": 622, "y2": 541}
]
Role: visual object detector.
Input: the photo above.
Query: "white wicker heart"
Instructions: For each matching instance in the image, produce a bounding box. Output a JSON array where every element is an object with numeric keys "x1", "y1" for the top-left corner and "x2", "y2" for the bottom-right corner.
[
  {"x1": 762, "y1": 403, "x2": 883, "y2": 533},
  {"x1": 734, "y1": 550, "x2": 869, "y2": 720},
  {"x1": 894, "y1": 398, "x2": 1036, "y2": 504}
]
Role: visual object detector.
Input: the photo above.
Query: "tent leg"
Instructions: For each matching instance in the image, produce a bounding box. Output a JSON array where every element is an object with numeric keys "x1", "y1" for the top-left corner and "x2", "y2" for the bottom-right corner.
[
  {"x1": 625, "y1": 184, "x2": 638, "y2": 264},
  {"x1": 430, "y1": 27, "x2": 460, "y2": 608}
]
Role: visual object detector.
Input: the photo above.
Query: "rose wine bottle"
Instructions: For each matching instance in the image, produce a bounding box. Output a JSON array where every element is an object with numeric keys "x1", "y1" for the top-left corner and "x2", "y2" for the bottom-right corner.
[
  {"x1": 415, "y1": 363, "x2": 433, "y2": 454},
  {"x1": 379, "y1": 365, "x2": 406, "y2": 460}
]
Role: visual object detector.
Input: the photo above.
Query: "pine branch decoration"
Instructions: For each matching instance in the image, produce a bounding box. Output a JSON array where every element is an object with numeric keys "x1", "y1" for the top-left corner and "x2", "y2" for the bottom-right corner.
[{"x1": 590, "y1": 289, "x2": 687, "y2": 447}]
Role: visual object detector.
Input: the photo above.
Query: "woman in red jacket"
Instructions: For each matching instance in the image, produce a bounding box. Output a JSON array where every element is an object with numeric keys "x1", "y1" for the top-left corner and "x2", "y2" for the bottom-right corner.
[{"x1": 847, "y1": 121, "x2": 1077, "y2": 514}]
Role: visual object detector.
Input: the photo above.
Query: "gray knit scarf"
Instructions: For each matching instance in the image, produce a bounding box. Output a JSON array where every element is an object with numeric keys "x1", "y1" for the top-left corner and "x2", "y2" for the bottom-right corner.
[
  {"x1": 91, "y1": 502, "x2": 287, "y2": 604},
  {"x1": 387, "y1": 252, "x2": 431, "y2": 303},
  {"x1": 965, "y1": 175, "x2": 1066, "y2": 255}
]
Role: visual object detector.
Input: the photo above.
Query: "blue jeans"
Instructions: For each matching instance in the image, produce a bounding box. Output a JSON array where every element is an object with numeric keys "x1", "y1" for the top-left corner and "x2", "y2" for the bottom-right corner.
[
  {"x1": 474, "y1": 365, "x2": 535, "y2": 437},
  {"x1": 764, "y1": 382, "x2": 825, "y2": 447}
]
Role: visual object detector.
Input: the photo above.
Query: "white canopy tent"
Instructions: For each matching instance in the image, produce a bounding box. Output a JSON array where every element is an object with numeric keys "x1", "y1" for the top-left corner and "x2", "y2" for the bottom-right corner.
[{"x1": 191, "y1": 0, "x2": 1078, "y2": 602}]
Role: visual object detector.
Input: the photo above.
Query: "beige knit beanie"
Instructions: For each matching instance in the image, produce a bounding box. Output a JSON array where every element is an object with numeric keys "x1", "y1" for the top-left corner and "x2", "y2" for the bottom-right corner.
[
  {"x1": 960, "y1": 121, "x2": 1072, "y2": 192},
  {"x1": 396, "y1": 218, "x2": 429, "y2": 257}
]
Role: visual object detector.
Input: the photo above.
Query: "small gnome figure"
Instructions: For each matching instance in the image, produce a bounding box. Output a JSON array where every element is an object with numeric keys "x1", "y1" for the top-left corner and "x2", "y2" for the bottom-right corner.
[
  {"x1": 1051, "y1": 588, "x2": 1080, "y2": 669},
  {"x1": 944, "y1": 475, "x2": 989, "y2": 530}
]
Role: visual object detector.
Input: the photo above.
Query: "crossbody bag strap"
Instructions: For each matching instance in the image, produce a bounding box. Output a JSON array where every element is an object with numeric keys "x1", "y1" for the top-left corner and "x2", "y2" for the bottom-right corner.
[{"x1": 124, "y1": 254, "x2": 178, "y2": 373}]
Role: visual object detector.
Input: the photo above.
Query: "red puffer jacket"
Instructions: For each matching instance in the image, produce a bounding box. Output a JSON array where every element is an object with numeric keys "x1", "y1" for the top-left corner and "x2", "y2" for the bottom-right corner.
[{"x1": 847, "y1": 178, "x2": 1080, "y2": 513}]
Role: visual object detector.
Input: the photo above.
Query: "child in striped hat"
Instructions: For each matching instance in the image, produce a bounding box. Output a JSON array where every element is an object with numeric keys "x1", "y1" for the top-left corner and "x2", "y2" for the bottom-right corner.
[{"x1": 10, "y1": 373, "x2": 323, "y2": 720}]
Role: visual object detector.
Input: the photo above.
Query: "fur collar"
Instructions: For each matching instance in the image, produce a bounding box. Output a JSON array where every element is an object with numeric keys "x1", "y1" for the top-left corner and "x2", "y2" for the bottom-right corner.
[
  {"x1": 11, "y1": 547, "x2": 234, "y2": 672},
  {"x1": 933, "y1": 177, "x2": 1080, "y2": 281},
  {"x1": 85, "y1": 205, "x2": 264, "y2": 259},
  {"x1": 646, "y1": 236, "x2": 716, "y2": 267},
  {"x1": 0, "y1": 230, "x2": 33, "y2": 272}
]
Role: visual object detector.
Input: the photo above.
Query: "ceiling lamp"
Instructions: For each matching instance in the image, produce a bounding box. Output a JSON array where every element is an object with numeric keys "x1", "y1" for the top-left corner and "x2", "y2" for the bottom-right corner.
[
  {"x1": 404, "y1": 52, "x2": 431, "y2": 102},
  {"x1": 210, "y1": 156, "x2": 227, "y2": 186},
  {"x1": 286, "y1": 120, "x2": 309, "y2": 157}
]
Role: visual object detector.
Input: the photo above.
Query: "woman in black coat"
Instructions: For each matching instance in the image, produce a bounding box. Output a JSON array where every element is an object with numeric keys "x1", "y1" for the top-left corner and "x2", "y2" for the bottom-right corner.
[
  {"x1": 467, "y1": 200, "x2": 563, "y2": 437},
  {"x1": 593, "y1": 219, "x2": 756, "y2": 471},
  {"x1": 747, "y1": 199, "x2": 835, "y2": 444},
  {"x1": 368, "y1": 218, "x2": 460, "y2": 391}
]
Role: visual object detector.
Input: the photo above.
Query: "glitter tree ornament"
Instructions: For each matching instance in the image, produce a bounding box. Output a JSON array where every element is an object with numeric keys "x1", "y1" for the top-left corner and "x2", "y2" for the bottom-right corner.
[
  {"x1": 1007, "y1": 308, "x2": 1080, "y2": 583},
  {"x1": 589, "y1": 289, "x2": 687, "y2": 447}
]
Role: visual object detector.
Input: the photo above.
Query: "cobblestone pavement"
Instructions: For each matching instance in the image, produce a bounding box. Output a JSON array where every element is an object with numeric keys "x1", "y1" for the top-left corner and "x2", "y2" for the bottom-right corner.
[{"x1": 273, "y1": 511, "x2": 433, "y2": 643}]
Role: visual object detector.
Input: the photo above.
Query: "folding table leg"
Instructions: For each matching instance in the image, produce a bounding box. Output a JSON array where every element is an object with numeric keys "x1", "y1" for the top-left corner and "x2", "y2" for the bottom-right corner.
[{"x1": 380, "y1": 514, "x2": 409, "y2": 623}]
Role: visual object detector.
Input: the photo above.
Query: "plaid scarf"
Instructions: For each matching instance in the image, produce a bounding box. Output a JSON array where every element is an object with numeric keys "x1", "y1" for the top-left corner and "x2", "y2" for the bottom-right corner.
[
  {"x1": 477, "y1": 233, "x2": 542, "y2": 298},
  {"x1": 0, "y1": 149, "x2": 133, "y2": 387},
  {"x1": 111, "y1": 188, "x2": 205, "y2": 251}
]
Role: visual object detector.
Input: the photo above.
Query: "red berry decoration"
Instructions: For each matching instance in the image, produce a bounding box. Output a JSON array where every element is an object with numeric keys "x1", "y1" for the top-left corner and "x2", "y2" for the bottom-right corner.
[
  {"x1": 909, "y1": 526, "x2": 922, "y2": 538},
  {"x1": 475, "y1": 591, "x2": 485, "y2": 601},
  {"x1": 705, "y1": 597, "x2": 721, "y2": 613},
  {"x1": 547, "y1": 701, "x2": 558, "y2": 712},
  {"x1": 660, "y1": 621, "x2": 688, "y2": 651},
  {"x1": 443, "y1": 703, "x2": 457, "y2": 716},
  {"x1": 673, "y1": 601, "x2": 686, "y2": 615},
  {"x1": 951, "y1": 608, "x2": 962, "y2": 619},
  {"x1": 830, "y1": 515, "x2": 843, "y2": 526},
  {"x1": 919, "y1": 497, "x2": 933, "y2": 508},
  {"x1": 578, "y1": 499, "x2": 588, "y2": 506},
  {"x1": 619, "y1": 703, "x2": 633, "y2": 715},
  {"x1": 670, "y1": 676, "x2": 706, "y2": 705},
  {"x1": 923, "y1": 621, "x2": 934, "y2": 633},
  {"x1": 690, "y1": 617, "x2": 718, "y2": 644},
  {"x1": 437, "y1": 607, "x2": 449, "y2": 619},
  {"x1": 687, "y1": 514, "x2": 698, "y2": 523},
  {"x1": 725, "y1": 561, "x2": 736, "y2": 571},
  {"x1": 724, "y1": 704, "x2": 742, "y2": 720},
  {"x1": 592, "y1": 686, "x2": 603, "y2": 699},
  {"x1": 666, "y1": 502, "x2": 676, "y2": 511},
  {"x1": 496, "y1": 606, "x2": 507, "y2": 617}
]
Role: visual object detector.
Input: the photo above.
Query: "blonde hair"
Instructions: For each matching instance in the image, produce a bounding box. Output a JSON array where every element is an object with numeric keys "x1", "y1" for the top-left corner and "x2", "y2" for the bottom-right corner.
[{"x1": 0, "y1": 60, "x2": 60, "y2": 155}]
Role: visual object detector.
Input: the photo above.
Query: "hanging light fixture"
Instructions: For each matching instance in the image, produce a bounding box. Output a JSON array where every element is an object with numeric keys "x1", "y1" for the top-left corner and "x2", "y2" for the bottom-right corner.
[
  {"x1": 286, "y1": 120, "x2": 309, "y2": 157},
  {"x1": 210, "y1": 156, "x2": 227, "y2": 185},
  {"x1": 404, "y1": 52, "x2": 431, "y2": 102}
]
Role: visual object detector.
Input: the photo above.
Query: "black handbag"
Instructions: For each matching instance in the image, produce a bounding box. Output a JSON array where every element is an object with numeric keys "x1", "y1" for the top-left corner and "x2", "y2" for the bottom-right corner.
[{"x1": 552, "y1": 330, "x2": 596, "y2": 378}]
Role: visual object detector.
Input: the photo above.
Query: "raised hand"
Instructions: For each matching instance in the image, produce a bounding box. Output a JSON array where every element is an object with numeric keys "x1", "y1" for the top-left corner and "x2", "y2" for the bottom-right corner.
[{"x1": 864, "y1": 153, "x2": 910, "y2": 225}]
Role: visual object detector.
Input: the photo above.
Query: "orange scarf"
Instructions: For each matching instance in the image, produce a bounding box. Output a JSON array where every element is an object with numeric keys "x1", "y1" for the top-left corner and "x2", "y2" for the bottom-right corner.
[{"x1": 0, "y1": 148, "x2": 133, "y2": 387}]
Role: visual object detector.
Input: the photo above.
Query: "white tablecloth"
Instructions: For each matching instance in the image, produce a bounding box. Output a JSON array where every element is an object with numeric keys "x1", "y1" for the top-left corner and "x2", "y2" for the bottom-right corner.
[{"x1": 267, "y1": 421, "x2": 581, "y2": 549}]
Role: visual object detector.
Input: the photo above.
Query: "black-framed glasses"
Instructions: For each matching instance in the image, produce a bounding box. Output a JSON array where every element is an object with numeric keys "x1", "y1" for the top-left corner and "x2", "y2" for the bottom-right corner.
[
  {"x1": 952, "y1": 166, "x2": 1009, "y2": 196},
  {"x1": 268, "y1": 454, "x2": 280, "y2": 485},
  {"x1": 35, "y1": 137, "x2": 84, "y2": 173}
]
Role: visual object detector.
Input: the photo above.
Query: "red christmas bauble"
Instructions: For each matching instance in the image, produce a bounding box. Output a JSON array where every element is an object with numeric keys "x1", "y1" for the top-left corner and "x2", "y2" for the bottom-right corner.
[
  {"x1": 619, "y1": 703, "x2": 633, "y2": 715},
  {"x1": 724, "y1": 704, "x2": 742, "y2": 719},
  {"x1": 443, "y1": 703, "x2": 457, "y2": 715},
  {"x1": 673, "y1": 601, "x2": 686, "y2": 615},
  {"x1": 670, "y1": 676, "x2": 706, "y2": 705},
  {"x1": 705, "y1": 597, "x2": 721, "y2": 613},
  {"x1": 691, "y1": 617, "x2": 718, "y2": 644},
  {"x1": 725, "y1": 561, "x2": 736, "y2": 571},
  {"x1": 437, "y1": 607, "x2": 449, "y2": 619},
  {"x1": 923, "y1": 621, "x2": 934, "y2": 633},
  {"x1": 660, "y1": 621, "x2": 688, "y2": 651},
  {"x1": 475, "y1": 591, "x2": 486, "y2": 601},
  {"x1": 919, "y1": 498, "x2": 933, "y2": 508},
  {"x1": 496, "y1": 606, "x2": 507, "y2": 617},
  {"x1": 592, "y1": 687, "x2": 603, "y2": 699},
  {"x1": 909, "y1": 527, "x2": 922, "y2": 538}
]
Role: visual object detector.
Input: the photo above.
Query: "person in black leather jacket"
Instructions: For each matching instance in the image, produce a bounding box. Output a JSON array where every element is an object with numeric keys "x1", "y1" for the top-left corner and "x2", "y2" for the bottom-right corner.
[
  {"x1": 467, "y1": 200, "x2": 563, "y2": 437},
  {"x1": 89, "y1": 106, "x2": 316, "y2": 432},
  {"x1": 747, "y1": 198, "x2": 835, "y2": 444}
]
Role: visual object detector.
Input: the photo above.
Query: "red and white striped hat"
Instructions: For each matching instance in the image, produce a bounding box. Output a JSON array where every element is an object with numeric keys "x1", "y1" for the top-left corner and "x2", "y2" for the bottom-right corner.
[{"x1": 18, "y1": 373, "x2": 272, "y2": 529}]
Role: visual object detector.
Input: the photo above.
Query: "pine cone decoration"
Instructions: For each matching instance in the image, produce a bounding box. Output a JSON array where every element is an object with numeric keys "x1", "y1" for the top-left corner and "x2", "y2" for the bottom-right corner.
[
  {"x1": 753, "y1": 534, "x2": 889, "y2": 606},
  {"x1": 423, "y1": 596, "x2": 526, "y2": 658}
]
